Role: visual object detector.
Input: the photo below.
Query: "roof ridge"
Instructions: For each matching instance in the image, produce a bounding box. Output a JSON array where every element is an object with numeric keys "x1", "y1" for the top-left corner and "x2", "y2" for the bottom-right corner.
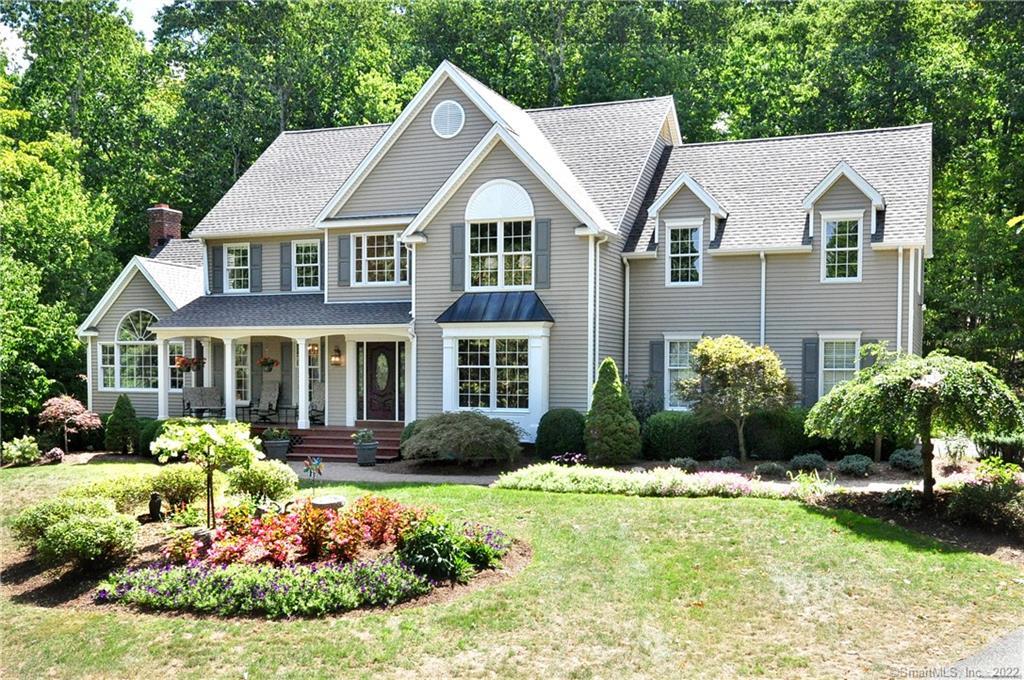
[
  {"x1": 139, "y1": 256, "x2": 201, "y2": 271},
  {"x1": 678, "y1": 123, "x2": 933, "y2": 148},
  {"x1": 527, "y1": 95, "x2": 673, "y2": 113},
  {"x1": 282, "y1": 122, "x2": 390, "y2": 135}
]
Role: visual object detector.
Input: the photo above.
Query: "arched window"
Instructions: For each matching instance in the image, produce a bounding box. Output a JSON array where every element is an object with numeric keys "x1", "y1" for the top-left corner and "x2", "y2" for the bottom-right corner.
[
  {"x1": 465, "y1": 180, "x2": 535, "y2": 289},
  {"x1": 116, "y1": 310, "x2": 159, "y2": 389}
]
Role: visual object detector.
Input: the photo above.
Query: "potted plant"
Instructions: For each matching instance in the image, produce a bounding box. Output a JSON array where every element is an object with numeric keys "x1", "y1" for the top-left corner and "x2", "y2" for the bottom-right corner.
[
  {"x1": 174, "y1": 356, "x2": 205, "y2": 372},
  {"x1": 351, "y1": 428, "x2": 377, "y2": 467},
  {"x1": 256, "y1": 356, "x2": 280, "y2": 373},
  {"x1": 260, "y1": 428, "x2": 291, "y2": 461}
]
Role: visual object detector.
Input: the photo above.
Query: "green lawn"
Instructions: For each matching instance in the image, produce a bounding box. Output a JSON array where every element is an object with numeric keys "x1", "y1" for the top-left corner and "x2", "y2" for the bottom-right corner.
[{"x1": 2, "y1": 460, "x2": 1022, "y2": 679}]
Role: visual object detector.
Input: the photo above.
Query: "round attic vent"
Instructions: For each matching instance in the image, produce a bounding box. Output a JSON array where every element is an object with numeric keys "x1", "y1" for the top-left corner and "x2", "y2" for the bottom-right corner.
[{"x1": 431, "y1": 100, "x2": 465, "y2": 139}]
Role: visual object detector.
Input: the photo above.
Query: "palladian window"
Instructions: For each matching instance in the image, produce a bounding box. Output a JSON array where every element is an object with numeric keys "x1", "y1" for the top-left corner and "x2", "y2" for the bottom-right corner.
[
  {"x1": 115, "y1": 310, "x2": 159, "y2": 389},
  {"x1": 465, "y1": 179, "x2": 535, "y2": 290}
]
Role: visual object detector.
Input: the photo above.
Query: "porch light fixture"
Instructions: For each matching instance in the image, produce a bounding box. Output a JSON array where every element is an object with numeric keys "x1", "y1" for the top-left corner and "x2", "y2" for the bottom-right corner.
[
  {"x1": 330, "y1": 346, "x2": 344, "y2": 367},
  {"x1": 308, "y1": 343, "x2": 320, "y2": 360}
]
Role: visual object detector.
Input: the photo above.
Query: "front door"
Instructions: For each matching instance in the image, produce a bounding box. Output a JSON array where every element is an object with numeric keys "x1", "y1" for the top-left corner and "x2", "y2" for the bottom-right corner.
[{"x1": 364, "y1": 342, "x2": 397, "y2": 420}]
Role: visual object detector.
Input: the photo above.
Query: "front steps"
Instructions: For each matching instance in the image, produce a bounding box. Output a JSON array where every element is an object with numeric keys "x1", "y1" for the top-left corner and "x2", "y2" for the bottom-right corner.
[{"x1": 251, "y1": 421, "x2": 404, "y2": 462}]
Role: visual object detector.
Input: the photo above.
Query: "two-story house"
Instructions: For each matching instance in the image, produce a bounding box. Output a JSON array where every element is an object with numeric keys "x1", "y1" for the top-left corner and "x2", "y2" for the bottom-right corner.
[{"x1": 77, "y1": 61, "x2": 931, "y2": 457}]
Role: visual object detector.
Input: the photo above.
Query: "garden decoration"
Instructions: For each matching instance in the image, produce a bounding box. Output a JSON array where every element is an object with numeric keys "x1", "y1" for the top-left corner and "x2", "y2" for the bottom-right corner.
[
  {"x1": 256, "y1": 356, "x2": 280, "y2": 372},
  {"x1": 260, "y1": 427, "x2": 291, "y2": 461},
  {"x1": 303, "y1": 456, "x2": 324, "y2": 480},
  {"x1": 149, "y1": 492, "x2": 164, "y2": 521}
]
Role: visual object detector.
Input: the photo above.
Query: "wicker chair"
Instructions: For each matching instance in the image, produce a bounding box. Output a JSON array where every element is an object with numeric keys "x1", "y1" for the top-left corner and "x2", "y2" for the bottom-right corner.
[{"x1": 309, "y1": 381, "x2": 325, "y2": 425}]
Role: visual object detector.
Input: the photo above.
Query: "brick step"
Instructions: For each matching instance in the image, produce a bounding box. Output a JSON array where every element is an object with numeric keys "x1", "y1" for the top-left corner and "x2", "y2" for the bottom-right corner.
[{"x1": 287, "y1": 447, "x2": 401, "y2": 462}]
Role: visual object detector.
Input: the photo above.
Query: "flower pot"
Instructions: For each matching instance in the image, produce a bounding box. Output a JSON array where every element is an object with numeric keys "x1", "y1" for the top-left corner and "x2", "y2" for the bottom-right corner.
[
  {"x1": 262, "y1": 365, "x2": 275, "y2": 373},
  {"x1": 355, "y1": 442, "x2": 378, "y2": 467},
  {"x1": 262, "y1": 439, "x2": 290, "y2": 461}
]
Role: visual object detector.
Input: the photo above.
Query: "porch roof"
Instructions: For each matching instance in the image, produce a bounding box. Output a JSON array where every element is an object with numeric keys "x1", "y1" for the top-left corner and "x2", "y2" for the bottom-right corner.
[{"x1": 152, "y1": 293, "x2": 411, "y2": 331}]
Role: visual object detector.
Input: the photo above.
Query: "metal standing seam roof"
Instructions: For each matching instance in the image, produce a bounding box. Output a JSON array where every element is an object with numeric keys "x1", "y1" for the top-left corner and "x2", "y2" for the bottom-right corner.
[
  {"x1": 626, "y1": 124, "x2": 932, "y2": 253},
  {"x1": 436, "y1": 292, "x2": 554, "y2": 324},
  {"x1": 152, "y1": 294, "x2": 411, "y2": 330}
]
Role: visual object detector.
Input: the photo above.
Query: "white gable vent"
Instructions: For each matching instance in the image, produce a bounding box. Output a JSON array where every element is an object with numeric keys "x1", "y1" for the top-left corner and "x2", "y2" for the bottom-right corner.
[{"x1": 431, "y1": 100, "x2": 465, "y2": 139}]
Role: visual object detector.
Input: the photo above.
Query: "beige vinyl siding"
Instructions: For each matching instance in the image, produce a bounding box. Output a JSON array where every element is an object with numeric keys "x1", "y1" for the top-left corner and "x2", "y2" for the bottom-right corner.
[
  {"x1": 206, "y1": 235, "x2": 323, "y2": 293},
  {"x1": 414, "y1": 142, "x2": 592, "y2": 416},
  {"x1": 91, "y1": 270, "x2": 185, "y2": 418},
  {"x1": 627, "y1": 175, "x2": 906, "y2": 402},
  {"x1": 325, "y1": 226, "x2": 413, "y2": 303},
  {"x1": 338, "y1": 81, "x2": 492, "y2": 218}
]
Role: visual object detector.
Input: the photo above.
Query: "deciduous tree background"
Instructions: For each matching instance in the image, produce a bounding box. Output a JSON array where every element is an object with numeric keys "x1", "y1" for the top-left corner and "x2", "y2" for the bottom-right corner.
[{"x1": 1, "y1": 0, "x2": 1022, "y2": 436}]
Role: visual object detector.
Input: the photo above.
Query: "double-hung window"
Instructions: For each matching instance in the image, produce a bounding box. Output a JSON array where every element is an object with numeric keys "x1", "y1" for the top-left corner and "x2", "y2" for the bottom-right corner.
[
  {"x1": 821, "y1": 212, "x2": 862, "y2": 282},
  {"x1": 457, "y1": 337, "x2": 529, "y2": 410},
  {"x1": 820, "y1": 336, "x2": 859, "y2": 396},
  {"x1": 225, "y1": 244, "x2": 250, "y2": 292},
  {"x1": 168, "y1": 341, "x2": 185, "y2": 391},
  {"x1": 99, "y1": 343, "x2": 116, "y2": 388},
  {"x1": 468, "y1": 220, "x2": 533, "y2": 289},
  {"x1": 665, "y1": 338, "x2": 698, "y2": 409},
  {"x1": 666, "y1": 219, "x2": 702, "y2": 286},
  {"x1": 352, "y1": 233, "x2": 408, "y2": 285},
  {"x1": 234, "y1": 342, "x2": 250, "y2": 403},
  {"x1": 293, "y1": 240, "x2": 321, "y2": 290}
]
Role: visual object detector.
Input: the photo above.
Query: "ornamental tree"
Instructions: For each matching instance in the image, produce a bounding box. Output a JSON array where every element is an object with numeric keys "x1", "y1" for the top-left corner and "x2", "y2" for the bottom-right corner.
[
  {"x1": 586, "y1": 358, "x2": 641, "y2": 464},
  {"x1": 151, "y1": 420, "x2": 262, "y2": 527},
  {"x1": 677, "y1": 336, "x2": 794, "y2": 461},
  {"x1": 805, "y1": 346, "x2": 1023, "y2": 502},
  {"x1": 37, "y1": 395, "x2": 101, "y2": 453}
]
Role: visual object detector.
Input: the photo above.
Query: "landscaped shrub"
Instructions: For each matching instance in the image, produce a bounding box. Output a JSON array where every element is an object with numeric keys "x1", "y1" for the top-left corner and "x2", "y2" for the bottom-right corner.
[
  {"x1": 38, "y1": 396, "x2": 102, "y2": 453},
  {"x1": 11, "y1": 497, "x2": 116, "y2": 546},
  {"x1": 151, "y1": 463, "x2": 206, "y2": 510},
  {"x1": 400, "y1": 420, "x2": 419, "y2": 444},
  {"x1": 974, "y1": 432, "x2": 1024, "y2": 465},
  {"x1": 397, "y1": 515, "x2": 473, "y2": 583},
  {"x1": 642, "y1": 411, "x2": 701, "y2": 460},
  {"x1": 535, "y1": 408, "x2": 586, "y2": 458},
  {"x1": 940, "y1": 459, "x2": 1024, "y2": 539},
  {"x1": 753, "y1": 462, "x2": 787, "y2": 479},
  {"x1": 349, "y1": 495, "x2": 423, "y2": 547},
  {"x1": 745, "y1": 407, "x2": 810, "y2": 460},
  {"x1": 3, "y1": 435, "x2": 40, "y2": 466},
  {"x1": 627, "y1": 376, "x2": 662, "y2": 425},
  {"x1": 162, "y1": 529, "x2": 204, "y2": 565},
  {"x1": 37, "y1": 513, "x2": 137, "y2": 568},
  {"x1": 494, "y1": 463, "x2": 782, "y2": 499},
  {"x1": 461, "y1": 522, "x2": 512, "y2": 570},
  {"x1": 789, "y1": 453, "x2": 828, "y2": 473},
  {"x1": 137, "y1": 418, "x2": 164, "y2": 456},
  {"x1": 836, "y1": 454, "x2": 874, "y2": 477},
  {"x1": 401, "y1": 411, "x2": 521, "y2": 463},
  {"x1": 551, "y1": 452, "x2": 587, "y2": 466},
  {"x1": 62, "y1": 474, "x2": 156, "y2": 513},
  {"x1": 585, "y1": 358, "x2": 641, "y2": 464},
  {"x1": 105, "y1": 395, "x2": 140, "y2": 454},
  {"x1": 669, "y1": 457, "x2": 698, "y2": 473},
  {"x1": 708, "y1": 456, "x2": 741, "y2": 471},
  {"x1": 97, "y1": 558, "x2": 429, "y2": 618},
  {"x1": 890, "y1": 448, "x2": 923, "y2": 473},
  {"x1": 226, "y1": 460, "x2": 298, "y2": 503}
]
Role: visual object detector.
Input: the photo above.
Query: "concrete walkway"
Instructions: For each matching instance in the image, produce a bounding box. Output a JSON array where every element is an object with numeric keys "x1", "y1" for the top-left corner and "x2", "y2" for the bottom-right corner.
[
  {"x1": 947, "y1": 628, "x2": 1023, "y2": 678},
  {"x1": 289, "y1": 461, "x2": 497, "y2": 486}
]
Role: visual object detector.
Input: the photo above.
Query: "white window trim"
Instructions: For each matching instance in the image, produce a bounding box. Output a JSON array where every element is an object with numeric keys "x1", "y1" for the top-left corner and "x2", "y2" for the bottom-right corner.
[
  {"x1": 441, "y1": 322, "x2": 550, "y2": 441},
  {"x1": 223, "y1": 243, "x2": 251, "y2": 294},
  {"x1": 350, "y1": 232, "x2": 409, "y2": 287},
  {"x1": 234, "y1": 340, "x2": 252, "y2": 406},
  {"x1": 453, "y1": 337, "x2": 531, "y2": 414},
  {"x1": 664, "y1": 218, "x2": 704, "y2": 287},
  {"x1": 663, "y1": 333, "x2": 701, "y2": 411},
  {"x1": 818, "y1": 332, "x2": 862, "y2": 398},
  {"x1": 819, "y1": 210, "x2": 864, "y2": 284},
  {"x1": 103, "y1": 309, "x2": 160, "y2": 392},
  {"x1": 431, "y1": 99, "x2": 465, "y2": 139},
  {"x1": 292, "y1": 239, "x2": 322, "y2": 291},
  {"x1": 167, "y1": 339, "x2": 186, "y2": 393},
  {"x1": 98, "y1": 342, "x2": 116, "y2": 391},
  {"x1": 465, "y1": 218, "x2": 536, "y2": 292}
]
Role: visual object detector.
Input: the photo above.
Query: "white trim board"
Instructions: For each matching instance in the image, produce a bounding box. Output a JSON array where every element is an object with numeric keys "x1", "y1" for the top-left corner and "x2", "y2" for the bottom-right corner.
[
  {"x1": 77, "y1": 258, "x2": 179, "y2": 336},
  {"x1": 648, "y1": 172, "x2": 727, "y2": 244},
  {"x1": 803, "y1": 161, "x2": 885, "y2": 212}
]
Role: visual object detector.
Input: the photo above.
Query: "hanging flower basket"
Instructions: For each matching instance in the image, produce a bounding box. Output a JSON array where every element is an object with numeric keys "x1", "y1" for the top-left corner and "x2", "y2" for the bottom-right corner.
[
  {"x1": 256, "y1": 356, "x2": 280, "y2": 373},
  {"x1": 174, "y1": 356, "x2": 205, "y2": 373}
]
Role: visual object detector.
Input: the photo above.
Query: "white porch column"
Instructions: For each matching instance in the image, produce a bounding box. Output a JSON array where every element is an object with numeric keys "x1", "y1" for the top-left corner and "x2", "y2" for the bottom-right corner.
[
  {"x1": 297, "y1": 337, "x2": 310, "y2": 429},
  {"x1": 157, "y1": 339, "x2": 169, "y2": 419},
  {"x1": 345, "y1": 339, "x2": 357, "y2": 426},
  {"x1": 223, "y1": 337, "x2": 236, "y2": 421},
  {"x1": 200, "y1": 337, "x2": 213, "y2": 387}
]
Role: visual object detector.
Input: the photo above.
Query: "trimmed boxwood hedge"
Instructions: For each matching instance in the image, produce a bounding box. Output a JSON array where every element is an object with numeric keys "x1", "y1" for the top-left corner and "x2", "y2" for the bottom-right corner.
[{"x1": 535, "y1": 408, "x2": 586, "y2": 459}]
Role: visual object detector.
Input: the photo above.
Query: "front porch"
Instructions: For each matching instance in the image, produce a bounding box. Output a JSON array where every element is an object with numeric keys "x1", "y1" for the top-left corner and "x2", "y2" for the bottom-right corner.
[{"x1": 250, "y1": 420, "x2": 405, "y2": 462}]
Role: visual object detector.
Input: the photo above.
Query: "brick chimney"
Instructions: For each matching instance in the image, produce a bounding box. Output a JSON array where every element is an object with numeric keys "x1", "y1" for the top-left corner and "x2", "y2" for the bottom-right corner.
[{"x1": 147, "y1": 203, "x2": 183, "y2": 251}]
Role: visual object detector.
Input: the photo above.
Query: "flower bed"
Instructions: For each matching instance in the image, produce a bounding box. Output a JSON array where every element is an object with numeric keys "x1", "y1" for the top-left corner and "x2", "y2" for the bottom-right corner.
[
  {"x1": 493, "y1": 463, "x2": 782, "y2": 499},
  {"x1": 98, "y1": 494, "x2": 513, "y2": 618}
]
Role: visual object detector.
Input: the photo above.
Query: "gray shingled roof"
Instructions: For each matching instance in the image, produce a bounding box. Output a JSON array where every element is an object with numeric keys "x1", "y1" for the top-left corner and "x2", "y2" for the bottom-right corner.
[
  {"x1": 136, "y1": 258, "x2": 204, "y2": 309},
  {"x1": 190, "y1": 125, "x2": 388, "y2": 237},
  {"x1": 153, "y1": 294, "x2": 410, "y2": 329},
  {"x1": 150, "y1": 238, "x2": 204, "y2": 267},
  {"x1": 627, "y1": 124, "x2": 932, "y2": 253},
  {"x1": 191, "y1": 93, "x2": 672, "y2": 238}
]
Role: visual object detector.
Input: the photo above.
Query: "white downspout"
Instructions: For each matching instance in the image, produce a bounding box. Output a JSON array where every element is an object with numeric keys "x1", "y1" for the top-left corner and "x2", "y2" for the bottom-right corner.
[
  {"x1": 595, "y1": 237, "x2": 601, "y2": 373},
  {"x1": 86, "y1": 337, "x2": 94, "y2": 410},
  {"x1": 586, "y1": 235, "x2": 595, "y2": 407},
  {"x1": 907, "y1": 247, "x2": 916, "y2": 355},
  {"x1": 623, "y1": 259, "x2": 631, "y2": 377},
  {"x1": 408, "y1": 242, "x2": 417, "y2": 422},
  {"x1": 759, "y1": 251, "x2": 766, "y2": 346},
  {"x1": 896, "y1": 246, "x2": 904, "y2": 352}
]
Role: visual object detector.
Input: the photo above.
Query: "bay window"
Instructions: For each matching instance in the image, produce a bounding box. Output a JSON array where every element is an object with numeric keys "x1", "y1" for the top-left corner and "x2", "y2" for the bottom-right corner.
[
  {"x1": 457, "y1": 337, "x2": 530, "y2": 411},
  {"x1": 352, "y1": 232, "x2": 408, "y2": 285}
]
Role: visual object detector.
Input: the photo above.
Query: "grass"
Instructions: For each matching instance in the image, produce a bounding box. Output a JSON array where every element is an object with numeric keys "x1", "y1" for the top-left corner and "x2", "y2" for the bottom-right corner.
[{"x1": 2, "y1": 460, "x2": 1023, "y2": 678}]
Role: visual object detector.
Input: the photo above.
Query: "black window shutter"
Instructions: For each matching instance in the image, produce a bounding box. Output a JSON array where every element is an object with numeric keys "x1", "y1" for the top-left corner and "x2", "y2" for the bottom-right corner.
[
  {"x1": 194, "y1": 342, "x2": 204, "y2": 387},
  {"x1": 280, "y1": 242, "x2": 292, "y2": 291},
  {"x1": 250, "y1": 244, "x2": 262, "y2": 293},
  {"x1": 649, "y1": 340, "x2": 664, "y2": 408},
  {"x1": 210, "y1": 244, "x2": 223, "y2": 293},
  {"x1": 535, "y1": 218, "x2": 551, "y2": 289},
  {"x1": 450, "y1": 223, "x2": 465, "y2": 291},
  {"x1": 338, "y1": 235, "x2": 351, "y2": 286},
  {"x1": 860, "y1": 338, "x2": 878, "y2": 368},
  {"x1": 801, "y1": 338, "x2": 819, "y2": 407},
  {"x1": 251, "y1": 341, "x2": 263, "y2": 401},
  {"x1": 318, "y1": 239, "x2": 325, "y2": 289},
  {"x1": 279, "y1": 341, "x2": 292, "y2": 406}
]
